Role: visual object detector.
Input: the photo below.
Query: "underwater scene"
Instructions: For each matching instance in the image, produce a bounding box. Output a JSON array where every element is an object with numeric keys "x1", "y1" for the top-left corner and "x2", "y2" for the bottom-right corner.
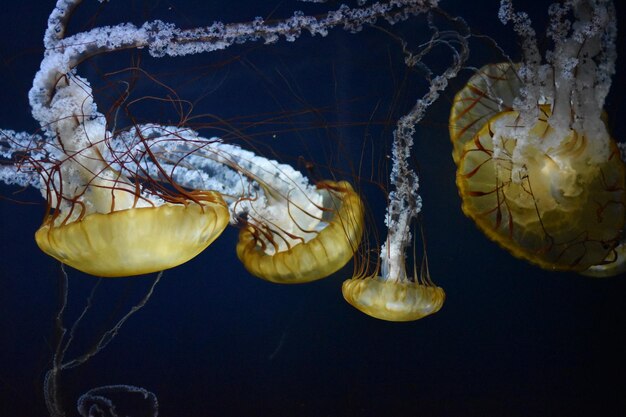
[{"x1": 1, "y1": 0, "x2": 625, "y2": 416}]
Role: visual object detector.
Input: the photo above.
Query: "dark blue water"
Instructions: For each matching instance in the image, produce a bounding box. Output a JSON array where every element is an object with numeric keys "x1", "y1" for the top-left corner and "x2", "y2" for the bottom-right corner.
[{"x1": 1, "y1": 1, "x2": 626, "y2": 416}]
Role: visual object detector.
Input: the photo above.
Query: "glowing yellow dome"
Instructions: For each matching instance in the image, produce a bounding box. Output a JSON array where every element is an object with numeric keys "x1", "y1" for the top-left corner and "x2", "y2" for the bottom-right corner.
[
  {"x1": 236, "y1": 180, "x2": 364, "y2": 283},
  {"x1": 449, "y1": 62, "x2": 520, "y2": 164},
  {"x1": 35, "y1": 191, "x2": 229, "y2": 277},
  {"x1": 342, "y1": 276, "x2": 445, "y2": 322},
  {"x1": 456, "y1": 108, "x2": 626, "y2": 271}
]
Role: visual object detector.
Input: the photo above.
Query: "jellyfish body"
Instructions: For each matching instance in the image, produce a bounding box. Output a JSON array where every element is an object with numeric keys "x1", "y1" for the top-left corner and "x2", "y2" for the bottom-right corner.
[
  {"x1": 342, "y1": 276, "x2": 445, "y2": 322},
  {"x1": 29, "y1": 75, "x2": 230, "y2": 278},
  {"x1": 237, "y1": 180, "x2": 365, "y2": 283},
  {"x1": 36, "y1": 191, "x2": 229, "y2": 277},
  {"x1": 342, "y1": 227, "x2": 446, "y2": 322},
  {"x1": 455, "y1": 106, "x2": 625, "y2": 271},
  {"x1": 452, "y1": 0, "x2": 626, "y2": 274}
]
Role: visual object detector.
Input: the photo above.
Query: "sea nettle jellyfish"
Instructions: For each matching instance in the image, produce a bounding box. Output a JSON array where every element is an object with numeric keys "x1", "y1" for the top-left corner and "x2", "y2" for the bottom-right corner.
[
  {"x1": 449, "y1": 0, "x2": 625, "y2": 274},
  {"x1": 342, "y1": 15, "x2": 470, "y2": 321},
  {"x1": 31, "y1": 76, "x2": 230, "y2": 277}
]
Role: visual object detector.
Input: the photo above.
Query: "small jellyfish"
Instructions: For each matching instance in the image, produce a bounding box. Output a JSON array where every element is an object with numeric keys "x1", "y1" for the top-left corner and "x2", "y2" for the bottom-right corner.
[
  {"x1": 342, "y1": 251, "x2": 445, "y2": 322},
  {"x1": 341, "y1": 21, "x2": 470, "y2": 320}
]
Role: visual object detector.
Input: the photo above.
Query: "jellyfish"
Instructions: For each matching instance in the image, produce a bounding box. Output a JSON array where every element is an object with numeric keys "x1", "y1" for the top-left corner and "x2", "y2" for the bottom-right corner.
[
  {"x1": 30, "y1": 105, "x2": 230, "y2": 278},
  {"x1": 448, "y1": 0, "x2": 625, "y2": 273},
  {"x1": 341, "y1": 101, "x2": 447, "y2": 320},
  {"x1": 27, "y1": 34, "x2": 230, "y2": 277},
  {"x1": 342, "y1": 20, "x2": 470, "y2": 321},
  {"x1": 235, "y1": 179, "x2": 365, "y2": 283},
  {"x1": 342, "y1": 225, "x2": 446, "y2": 321}
]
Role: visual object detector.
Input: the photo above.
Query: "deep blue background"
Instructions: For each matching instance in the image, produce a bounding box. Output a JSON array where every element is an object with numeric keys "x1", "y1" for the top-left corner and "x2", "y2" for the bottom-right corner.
[{"x1": 1, "y1": 1, "x2": 626, "y2": 416}]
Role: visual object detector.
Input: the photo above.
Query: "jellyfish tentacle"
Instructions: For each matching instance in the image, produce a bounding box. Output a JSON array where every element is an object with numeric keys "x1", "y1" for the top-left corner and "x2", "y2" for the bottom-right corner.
[
  {"x1": 45, "y1": 266, "x2": 161, "y2": 417},
  {"x1": 77, "y1": 385, "x2": 159, "y2": 417}
]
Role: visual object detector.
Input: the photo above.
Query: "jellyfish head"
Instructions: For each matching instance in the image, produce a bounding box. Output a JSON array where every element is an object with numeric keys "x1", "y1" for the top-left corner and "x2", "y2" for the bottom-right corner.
[
  {"x1": 453, "y1": 96, "x2": 625, "y2": 271},
  {"x1": 236, "y1": 178, "x2": 365, "y2": 284},
  {"x1": 342, "y1": 274, "x2": 445, "y2": 322}
]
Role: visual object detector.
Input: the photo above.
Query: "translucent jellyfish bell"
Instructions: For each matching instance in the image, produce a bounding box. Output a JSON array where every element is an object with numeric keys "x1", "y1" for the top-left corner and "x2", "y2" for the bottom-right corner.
[
  {"x1": 36, "y1": 190, "x2": 229, "y2": 277},
  {"x1": 454, "y1": 103, "x2": 625, "y2": 271},
  {"x1": 237, "y1": 180, "x2": 365, "y2": 284},
  {"x1": 342, "y1": 275, "x2": 445, "y2": 322},
  {"x1": 341, "y1": 174, "x2": 447, "y2": 321}
]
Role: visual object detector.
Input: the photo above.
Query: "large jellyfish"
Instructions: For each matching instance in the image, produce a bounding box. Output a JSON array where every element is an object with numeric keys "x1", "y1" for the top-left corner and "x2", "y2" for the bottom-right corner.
[{"x1": 449, "y1": 0, "x2": 625, "y2": 273}]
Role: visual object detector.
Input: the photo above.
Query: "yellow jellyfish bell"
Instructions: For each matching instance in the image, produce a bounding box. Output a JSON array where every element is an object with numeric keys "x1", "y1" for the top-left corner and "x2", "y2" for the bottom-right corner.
[
  {"x1": 342, "y1": 276, "x2": 445, "y2": 322},
  {"x1": 455, "y1": 106, "x2": 626, "y2": 271},
  {"x1": 36, "y1": 190, "x2": 229, "y2": 277},
  {"x1": 237, "y1": 180, "x2": 364, "y2": 283}
]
